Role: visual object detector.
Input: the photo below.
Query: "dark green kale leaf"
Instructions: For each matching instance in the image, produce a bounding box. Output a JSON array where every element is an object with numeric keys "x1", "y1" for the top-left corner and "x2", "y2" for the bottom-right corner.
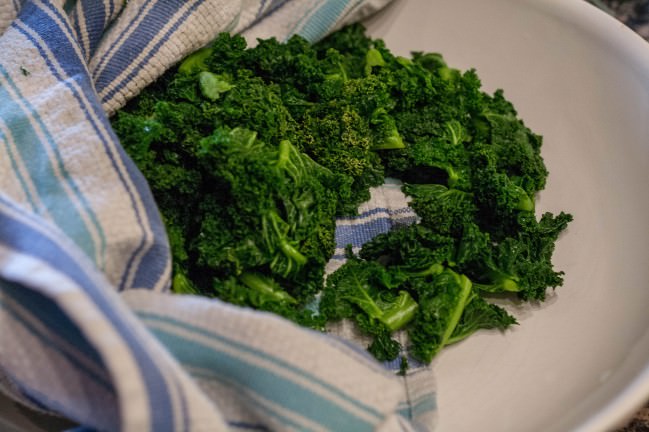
[
  {"x1": 114, "y1": 23, "x2": 571, "y2": 365},
  {"x1": 320, "y1": 256, "x2": 419, "y2": 360},
  {"x1": 402, "y1": 183, "x2": 476, "y2": 237},
  {"x1": 320, "y1": 256, "x2": 417, "y2": 330},
  {"x1": 408, "y1": 268, "x2": 474, "y2": 363},
  {"x1": 358, "y1": 224, "x2": 455, "y2": 273},
  {"x1": 471, "y1": 211, "x2": 573, "y2": 301},
  {"x1": 192, "y1": 128, "x2": 343, "y2": 296},
  {"x1": 446, "y1": 293, "x2": 518, "y2": 346},
  {"x1": 199, "y1": 30, "x2": 396, "y2": 215}
]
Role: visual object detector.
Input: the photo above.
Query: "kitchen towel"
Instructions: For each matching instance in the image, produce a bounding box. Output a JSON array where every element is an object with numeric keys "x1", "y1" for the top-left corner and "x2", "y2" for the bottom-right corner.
[{"x1": 0, "y1": 1, "x2": 436, "y2": 431}]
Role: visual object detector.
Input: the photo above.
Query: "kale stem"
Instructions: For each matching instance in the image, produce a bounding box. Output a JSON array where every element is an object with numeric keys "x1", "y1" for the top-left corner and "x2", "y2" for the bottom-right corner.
[
  {"x1": 277, "y1": 140, "x2": 291, "y2": 170},
  {"x1": 408, "y1": 263, "x2": 444, "y2": 278},
  {"x1": 278, "y1": 240, "x2": 308, "y2": 266},
  {"x1": 440, "y1": 273, "x2": 472, "y2": 349},
  {"x1": 240, "y1": 273, "x2": 297, "y2": 304}
]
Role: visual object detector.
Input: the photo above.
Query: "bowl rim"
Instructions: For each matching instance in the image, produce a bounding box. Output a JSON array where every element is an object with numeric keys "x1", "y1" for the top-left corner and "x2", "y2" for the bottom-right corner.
[
  {"x1": 546, "y1": 4, "x2": 649, "y2": 429},
  {"x1": 367, "y1": 0, "x2": 649, "y2": 430},
  {"x1": 498, "y1": 1, "x2": 649, "y2": 430}
]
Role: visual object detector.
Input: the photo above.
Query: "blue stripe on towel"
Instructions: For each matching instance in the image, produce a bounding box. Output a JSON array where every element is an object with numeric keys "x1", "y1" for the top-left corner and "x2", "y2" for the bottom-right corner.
[
  {"x1": 189, "y1": 368, "x2": 309, "y2": 430},
  {"x1": 169, "y1": 372, "x2": 190, "y2": 432},
  {"x1": 90, "y1": 0, "x2": 156, "y2": 81},
  {"x1": 70, "y1": 3, "x2": 89, "y2": 59},
  {"x1": 335, "y1": 217, "x2": 392, "y2": 248},
  {"x1": 96, "y1": 0, "x2": 206, "y2": 105},
  {"x1": 75, "y1": 0, "x2": 112, "y2": 58},
  {"x1": 298, "y1": 0, "x2": 354, "y2": 41},
  {"x1": 0, "y1": 125, "x2": 39, "y2": 213},
  {"x1": 145, "y1": 321, "x2": 379, "y2": 431},
  {"x1": 0, "y1": 198, "x2": 175, "y2": 432},
  {"x1": 138, "y1": 313, "x2": 384, "y2": 422},
  {"x1": 16, "y1": 2, "x2": 171, "y2": 290},
  {"x1": 0, "y1": 66, "x2": 101, "y2": 264},
  {"x1": 0, "y1": 281, "x2": 111, "y2": 388}
]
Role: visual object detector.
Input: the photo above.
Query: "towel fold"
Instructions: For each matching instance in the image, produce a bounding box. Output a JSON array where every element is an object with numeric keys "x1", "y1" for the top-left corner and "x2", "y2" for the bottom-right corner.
[{"x1": 0, "y1": 1, "x2": 436, "y2": 430}]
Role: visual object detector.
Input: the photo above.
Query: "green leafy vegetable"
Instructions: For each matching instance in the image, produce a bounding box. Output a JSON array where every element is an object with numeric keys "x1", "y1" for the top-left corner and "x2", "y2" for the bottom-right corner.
[{"x1": 113, "y1": 23, "x2": 571, "y2": 365}]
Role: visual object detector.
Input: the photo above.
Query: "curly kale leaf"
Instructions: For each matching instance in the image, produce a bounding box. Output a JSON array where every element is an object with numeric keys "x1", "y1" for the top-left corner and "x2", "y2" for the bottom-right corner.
[
  {"x1": 471, "y1": 211, "x2": 573, "y2": 300},
  {"x1": 402, "y1": 183, "x2": 476, "y2": 237},
  {"x1": 193, "y1": 128, "x2": 341, "y2": 288},
  {"x1": 114, "y1": 23, "x2": 571, "y2": 364},
  {"x1": 408, "y1": 268, "x2": 474, "y2": 363},
  {"x1": 358, "y1": 224, "x2": 456, "y2": 272},
  {"x1": 446, "y1": 293, "x2": 517, "y2": 346},
  {"x1": 320, "y1": 257, "x2": 417, "y2": 330},
  {"x1": 320, "y1": 256, "x2": 419, "y2": 360}
]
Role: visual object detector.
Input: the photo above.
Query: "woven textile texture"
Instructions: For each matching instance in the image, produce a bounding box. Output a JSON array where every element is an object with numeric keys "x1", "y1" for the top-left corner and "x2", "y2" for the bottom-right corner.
[{"x1": 0, "y1": 1, "x2": 441, "y2": 431}]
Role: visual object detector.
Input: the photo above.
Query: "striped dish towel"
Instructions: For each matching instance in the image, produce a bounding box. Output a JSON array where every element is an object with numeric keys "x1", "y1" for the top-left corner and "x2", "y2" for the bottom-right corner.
[{"x1": 0, "y1": 1, "x2": 437, "y2": 431}]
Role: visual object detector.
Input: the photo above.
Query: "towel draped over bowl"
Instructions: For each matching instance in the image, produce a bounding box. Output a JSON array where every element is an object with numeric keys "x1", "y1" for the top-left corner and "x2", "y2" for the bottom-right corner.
[{"x1": 0, "y1": 1, "x2": 438, "y2": 431}]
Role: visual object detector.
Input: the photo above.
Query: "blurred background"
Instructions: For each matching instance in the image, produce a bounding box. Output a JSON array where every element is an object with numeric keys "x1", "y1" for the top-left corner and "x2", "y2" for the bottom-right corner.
[{"x1": 592, "y1": 0, "x2": 649, "y2": 39}]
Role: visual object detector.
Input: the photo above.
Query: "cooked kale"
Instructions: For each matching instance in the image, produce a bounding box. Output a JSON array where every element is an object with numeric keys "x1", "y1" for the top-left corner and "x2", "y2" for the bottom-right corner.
[{"x1": 112, "y1": 23, "x2": 571, "y2": 364}]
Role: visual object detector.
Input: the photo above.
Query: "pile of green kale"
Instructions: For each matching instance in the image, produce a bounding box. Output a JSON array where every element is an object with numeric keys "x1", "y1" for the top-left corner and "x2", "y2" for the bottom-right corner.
[{"x1": 112, "y1": 24, "x2": 571, "y2": 364}]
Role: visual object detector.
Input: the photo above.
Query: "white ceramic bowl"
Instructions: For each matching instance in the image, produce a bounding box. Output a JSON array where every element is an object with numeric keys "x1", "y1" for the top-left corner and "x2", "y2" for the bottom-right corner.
[
  {"x1": 365, "y1": 0, "x2": 649, "y2": 431},
  {"x1": 3, "y1": 1, "x2": 648, "y2": 431}
]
